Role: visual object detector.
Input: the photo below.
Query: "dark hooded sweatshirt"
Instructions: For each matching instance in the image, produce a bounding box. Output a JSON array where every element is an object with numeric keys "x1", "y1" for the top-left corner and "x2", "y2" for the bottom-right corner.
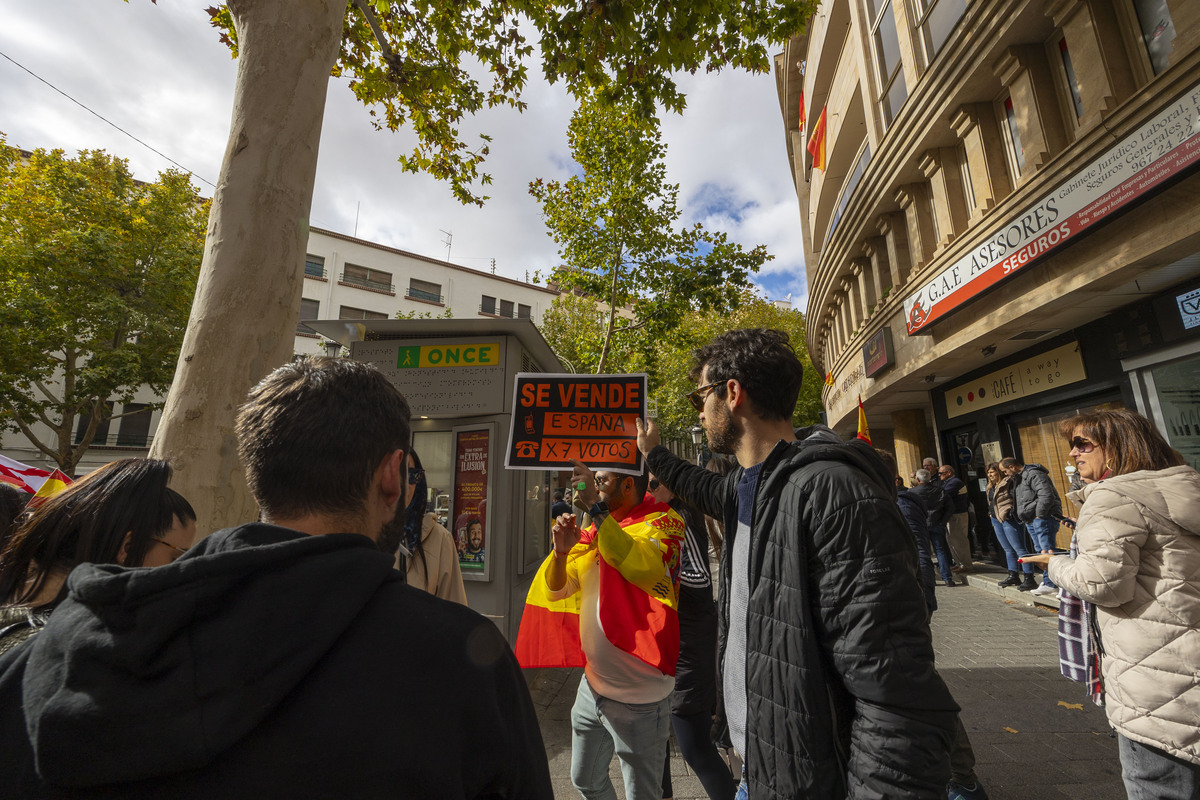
[
  {"x1": 647, "y1": 426, "x2": 957, "y2": 800},
  {"x1": 0, "y1": 524, "x2": 552, "y2": 799}
]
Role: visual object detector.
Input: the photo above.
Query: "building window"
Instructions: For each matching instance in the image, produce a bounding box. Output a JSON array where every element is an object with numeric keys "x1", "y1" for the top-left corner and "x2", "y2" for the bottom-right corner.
[
  {"x1": 74, "y1": 401, "x2": 114, "y2": 446},
  {"x1": 406, "y1": 278, "x2": 443, "y2": 304},
  {"x1": 304, "y1": 254, "x2": 326, "y2": 279},
  {"x1": 298, "y1": 298, "x2": 320, "y2": 335},
  {"x1": 116, "y1": 403, "x2": 152, "y2": 448},
  {"x1": 480, "y1": 295, "x2": 497, "y2": 315},
  {"x1": 500, "y1": 299, "x2": 515, "y2": 318},
  {"x1": 338, "y1": 305, "x2": 388, "y2": 321},
  {"x1": 341, "y1": 263, "x2": 394, "y2": 293},
  {"x1": 1058, "y1": 38, "x2": 1085, "y2": 120},
  {"x1": 871, "y1": 0, "x2": 908, "y2": 126},
  {"x1": 913, "y1": 0, "x2": 966, "y2": 63},
  {"x1": 1002, "y1": 96, "x2": 1026, "y2": 175},
  {"x1": 1132, "y1": 0, "x2": 1174, "y2": 76},
  {"x1": 518, "y1": 304, "x2": 532, "y2": 319}
]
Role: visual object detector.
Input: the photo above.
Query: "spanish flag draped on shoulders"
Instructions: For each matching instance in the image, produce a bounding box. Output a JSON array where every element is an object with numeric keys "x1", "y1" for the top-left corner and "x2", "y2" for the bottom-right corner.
[{"x1": 515, "y1": 495, "x2": 684, "y2": 676}]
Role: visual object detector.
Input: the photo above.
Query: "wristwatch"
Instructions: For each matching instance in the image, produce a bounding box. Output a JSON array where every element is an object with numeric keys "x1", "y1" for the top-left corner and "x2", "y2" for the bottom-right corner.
[{"x1": 588, "y1": 500, "x2": 609, "y2": 522}]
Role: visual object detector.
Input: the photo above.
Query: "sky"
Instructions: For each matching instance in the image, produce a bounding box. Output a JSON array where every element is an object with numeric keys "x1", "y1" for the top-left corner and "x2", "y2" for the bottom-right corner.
[{"x1": 0, "y1": 1, "x2": 810, "y2": 308}]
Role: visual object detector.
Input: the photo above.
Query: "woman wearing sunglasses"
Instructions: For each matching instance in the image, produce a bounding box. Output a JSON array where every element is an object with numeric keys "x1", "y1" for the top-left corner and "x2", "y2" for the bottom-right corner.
[
  {"x1": 0, "y1": 458, "x2": 196, "y2": 657},
  {"x1": 1022, "y1": 409, "x2": 1200, "y2": 797},
  {"x1": 394, "y1": 450, "x2": 466, "y2": 605}
]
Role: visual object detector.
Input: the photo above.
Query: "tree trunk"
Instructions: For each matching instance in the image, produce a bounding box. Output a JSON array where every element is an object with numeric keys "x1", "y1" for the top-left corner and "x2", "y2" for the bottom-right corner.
[{"x1": 149, "y1": 0, "x2": 346, "y2": 540}]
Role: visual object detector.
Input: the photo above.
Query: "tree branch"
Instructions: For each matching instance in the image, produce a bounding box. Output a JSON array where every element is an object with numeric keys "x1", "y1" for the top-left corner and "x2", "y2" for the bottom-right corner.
[
  {"x1": 351, "y1": 0, "x2": 401, "y2": 70},
  {"x1": 8, "y1": 411, "x2": 60, "y2": 463},
  {"x1": 33, "y1": 381, "x2": 61, "y2": 406}
]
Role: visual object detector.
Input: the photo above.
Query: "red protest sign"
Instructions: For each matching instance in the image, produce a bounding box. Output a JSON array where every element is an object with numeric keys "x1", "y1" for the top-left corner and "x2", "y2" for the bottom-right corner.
[{"x1": 505, "y1": 373, "x2": 647, "y2": 475}]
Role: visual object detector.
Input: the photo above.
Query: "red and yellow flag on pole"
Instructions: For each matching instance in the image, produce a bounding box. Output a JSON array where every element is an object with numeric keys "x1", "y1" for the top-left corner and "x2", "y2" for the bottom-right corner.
[
  {"x1": 856, "y1": 395, "x2": 872, "y2": 445},
  {"x1": 824, "y1": 371, "x2": 834, "y2": 386},
  {"x1": 27, "y1": 469, "x2": 73, "y2": 509},
  {"x1": 797, "y1": 91, "x2": 806, "y2": 130},
  {"x1": 807, "y1": 107, "x2": 828, "y2": 171},
  {"x1": 515, "y1": 496, "x2": 684, "y2": 674}
]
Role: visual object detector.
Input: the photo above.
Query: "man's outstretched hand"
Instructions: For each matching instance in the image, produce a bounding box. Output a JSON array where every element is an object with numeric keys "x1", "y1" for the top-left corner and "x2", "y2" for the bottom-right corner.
[{"x1": 635, "y1": 417, "x2": 662, "y2": 456}]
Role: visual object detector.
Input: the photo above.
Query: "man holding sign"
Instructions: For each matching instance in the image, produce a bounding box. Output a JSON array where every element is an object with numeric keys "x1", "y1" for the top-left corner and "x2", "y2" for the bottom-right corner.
[{"x1": 515, "y1": 458, "x2": 683, "y2": 800}]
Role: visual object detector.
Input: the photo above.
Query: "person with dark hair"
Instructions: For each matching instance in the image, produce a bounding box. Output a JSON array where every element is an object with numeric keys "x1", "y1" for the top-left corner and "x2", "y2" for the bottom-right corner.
[
  {"x1": 986, "y1": 462, "x2": 1034, "y2": 590},
  {"x1": 0, "y1": 458, "x2": 195, "y2": 658},
  {"x1": 1023, "y1": 409, "x2": 1199, "y2": 796},
  {"x1": 0, "y1": 356, "x2": 552, "y2": 799},
  {"x1": 938, "y1": 464, "x2": 972, "y2": 573},
  {"x1": 396, "y1": 449, "x2": 466, "y2": 605},
  {"x1": 877, "y1": 451, "x2": 939, "y2": 615},
  {"x1": 516, "y1": 459, "x2": 683, "y2": 800},
  {"x1": 637, "y1": 328, "x2": 957, "y2": 800},
  {"x1": 911, "y1": 468, "x2": 958, "y2": 588},
  {"x1": 649, "y1": 472, "x2": 735, "y2": 800},
  {"x1": 0, "y1": 482, "x2": 29, "y2": 551},
  {"x1": 551, "y1": 488, "x2": 571, "y2": 519},
  {"x1": 1002, "y1": 455, "x2": 1063, "y2": 597}
]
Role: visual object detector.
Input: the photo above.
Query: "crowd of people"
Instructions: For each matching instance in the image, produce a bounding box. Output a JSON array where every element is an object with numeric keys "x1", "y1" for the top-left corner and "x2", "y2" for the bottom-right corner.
[{"x1": 0, "y1": 332, "x2": 1195, "y2": 800}]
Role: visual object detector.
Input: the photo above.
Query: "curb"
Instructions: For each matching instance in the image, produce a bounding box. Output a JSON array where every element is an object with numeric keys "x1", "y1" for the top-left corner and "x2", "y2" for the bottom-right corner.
[{"x1": 956, "y1": 565, "x2": 1061, "y2": 610}]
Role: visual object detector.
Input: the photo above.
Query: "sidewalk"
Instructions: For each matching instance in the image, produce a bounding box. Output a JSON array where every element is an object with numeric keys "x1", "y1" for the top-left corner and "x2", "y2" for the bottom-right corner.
[{"x1": 525, "y1": 571, "x2": 1125, "y2": 800}]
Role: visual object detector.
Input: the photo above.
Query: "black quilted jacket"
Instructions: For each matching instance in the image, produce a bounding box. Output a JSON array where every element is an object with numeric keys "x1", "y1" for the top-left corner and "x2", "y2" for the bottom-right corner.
[{"x1": 647, "y1": 427, "x2": 958, "y2": 799}]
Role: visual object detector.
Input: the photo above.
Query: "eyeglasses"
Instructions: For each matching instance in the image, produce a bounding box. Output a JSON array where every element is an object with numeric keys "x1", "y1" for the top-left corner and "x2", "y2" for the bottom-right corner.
[
  {"x1": 408, "y1": 467, "x2": 425, "y2": 484},
  {"x1": 686, "y1": 380, "x2": 723, "y2": 412},
  {"x1": 594, "y1": 474, "x2": 613, "y2": 488},
  {"x1": 1069, "y1": 436, "x2": 1096, "y2": 453},
  {"x1": 648, "y1": 479, "x2": 660, "y2": 491},
  {"x1": 152, "y1": 538, "x2": 189, "y2": 560}
]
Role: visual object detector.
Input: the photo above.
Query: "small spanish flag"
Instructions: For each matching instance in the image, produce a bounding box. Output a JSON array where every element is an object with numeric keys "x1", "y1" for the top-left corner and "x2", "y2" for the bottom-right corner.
[
  {"x1": 807, "y1": 107, "x2": 827, "y2": 171},
  {"x1": 856, "y1": 395, "x2": 872, "y2": 445},
  {"x1": 27, "y1": 469, "x2": 72, "y2": 509},
  {"x1": 825, "y1": 371, "x2": 834, "y2": 386},
  {"x1": 798, "y1": 91, "x2": 806, "y2": 130}
]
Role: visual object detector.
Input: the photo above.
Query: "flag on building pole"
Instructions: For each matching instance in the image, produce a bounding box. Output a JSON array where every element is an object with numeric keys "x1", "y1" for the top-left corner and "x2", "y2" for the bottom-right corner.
[
  {"x1": 0, "y1": 454, "x2": 55, "y2": 494},
  {"x1": 26, "y1": 469, "x2": 73, "y2": 509},
  {"x1": 824, "y1": 371, "x2": 834, "y2": 386},
  {"x1": 798, "y1": 91, "x2": 806, "y2": 130},
  {"x1": 856, "y1": 395, "x2": 872, "y2": 445},
  {"x1": 807, "y1": 107, "x2": 828, "y2": 171}
]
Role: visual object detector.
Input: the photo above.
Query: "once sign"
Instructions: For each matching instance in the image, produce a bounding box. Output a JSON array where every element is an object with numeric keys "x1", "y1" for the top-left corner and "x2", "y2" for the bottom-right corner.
[{"x1": 505, "y1": 373, "x2": 647, "y2": 474}]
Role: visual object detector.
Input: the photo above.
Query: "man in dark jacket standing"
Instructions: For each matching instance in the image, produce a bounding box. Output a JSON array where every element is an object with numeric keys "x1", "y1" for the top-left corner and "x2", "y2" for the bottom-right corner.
[
  {"x1": 0, "y1": 357, "x2": 553, "y2": 799},
  {"x1": 910, "y1": 469, "x2": 958, "y2": 588},
  {"x1": 635, "y1": 329, "x2": 957, "y2": 800},
  {"x1": 939, "y1": 465, "x2": 973, "y2": 572},
  {"x1": 1001, "y1": 457, "x2": 1063, "y2": 597}
]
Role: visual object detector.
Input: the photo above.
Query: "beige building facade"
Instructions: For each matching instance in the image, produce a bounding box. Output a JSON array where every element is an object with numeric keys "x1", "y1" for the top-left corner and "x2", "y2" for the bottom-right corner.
[{"x1": 777, "y1": 0, "x2": 1200, "y2": 540}]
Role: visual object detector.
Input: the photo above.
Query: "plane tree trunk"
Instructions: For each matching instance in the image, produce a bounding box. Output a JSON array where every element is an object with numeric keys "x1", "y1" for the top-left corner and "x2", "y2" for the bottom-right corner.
[{"x1": 150, "y1": 0, "x2": 346, "y2": 539}]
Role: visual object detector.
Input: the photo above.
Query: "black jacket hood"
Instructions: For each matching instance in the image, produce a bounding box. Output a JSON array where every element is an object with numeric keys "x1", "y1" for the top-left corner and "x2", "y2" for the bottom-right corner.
[
  {"x1": 783, "y1": 424, "x2": 896, "y2": 499},
  {"x1": 21, "y1": 524, "x2": 397, "y2": 788}
]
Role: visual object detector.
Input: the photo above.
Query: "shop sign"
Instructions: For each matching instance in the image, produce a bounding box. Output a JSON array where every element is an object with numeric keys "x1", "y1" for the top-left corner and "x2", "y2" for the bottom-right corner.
[
  {"x1": 944, "y1": 341, "x2": 1086, "y2": 419},
  {"x1": 352, "y1": 338, "x2": 506, "y2": 416},
  {"x1": 862, "y1": 327, "x2": 895, "y2": 378},
  {"x1": 1177, "y1": 286, "x2": 1200, "y2": 330},
  {"x1": 505, "y1": 373, "x2": 647, "y2": 475},
  {"x1": 904, "y1": 80, "x2": 1200, "y2": 335}
]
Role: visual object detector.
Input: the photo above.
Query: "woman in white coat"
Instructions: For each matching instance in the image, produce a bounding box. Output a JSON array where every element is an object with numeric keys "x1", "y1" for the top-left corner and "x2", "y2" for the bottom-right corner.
[{"x1": 1023, "y1": 409, "x2": 1199, "y2": 799}]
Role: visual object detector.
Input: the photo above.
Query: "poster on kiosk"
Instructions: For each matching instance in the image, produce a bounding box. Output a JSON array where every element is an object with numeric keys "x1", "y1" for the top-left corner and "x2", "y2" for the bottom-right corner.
[
  {"x1": 452, "y1": 424, "x2": 493, "y2": 580},
  {"x1": 504, "y1": 373, "x2": 648, "y2": 476}
]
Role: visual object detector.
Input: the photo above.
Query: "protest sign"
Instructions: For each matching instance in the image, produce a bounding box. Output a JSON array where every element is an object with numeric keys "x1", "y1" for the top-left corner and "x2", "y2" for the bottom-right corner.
[{"x1": 505, "y1": 373, "x2": 647, "y2": 475}]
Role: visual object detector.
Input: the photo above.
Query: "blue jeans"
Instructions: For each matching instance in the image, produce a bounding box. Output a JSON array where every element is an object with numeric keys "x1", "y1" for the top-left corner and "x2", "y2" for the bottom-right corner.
[
  {"x1": 735, "y1": 765, "x2": 748, "y2": 800},
  {"x1": 991, "y1": 517, "x2": 1033, "y2": 573},
  {"x1": 1026, "y1": 517, "x2": 1059, "y2": 587},
  {"x1": 1119, "y1": 734, "x2": 1200, "y2": 800},
  {"x1": 929, "y1": 525, "x2": 955, "y2": 582},
  {"x1": 570, "y1": 675, "x2": 671, "y2": 800}
]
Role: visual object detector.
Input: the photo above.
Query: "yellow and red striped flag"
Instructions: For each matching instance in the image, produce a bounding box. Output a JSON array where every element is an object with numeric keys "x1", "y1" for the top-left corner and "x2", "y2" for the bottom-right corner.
[
  {"x1": 824, "y1": 371, "x2": 834, "y2": 386},
  {"x1": 856, "y1": 395, "x2": 872, "y2": 445},
  {"x1": 515, "y1": 496, "x2": 684, "y2": 674},
  {"x1": 807, "y1": 107, "x2": 828, "y2": 171},
  {"x1": 27, "y1": 469, "x2": 73, "y2": 509},
  {"x1": 798, "y1": 91, "x2": 806, "y2": 129}
]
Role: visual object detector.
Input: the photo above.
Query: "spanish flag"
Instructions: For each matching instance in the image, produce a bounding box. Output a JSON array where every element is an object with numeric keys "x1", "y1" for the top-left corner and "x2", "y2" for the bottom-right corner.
[
  {"x1": 825, "y1": 371, "x2": 834, "y2": 386},
  {"x1": 856, "y1": 395, "x2": 872, "y2": 445},
  {"x1": 515, "y1": 496, "x2": 684, "y2": 674},
  {"x1": 798, "y1": 91, "x2": 806, "y2": 129},
  {"x1": 807, "y1": 106, "x2": 827, "y2": 171},
  {"x1": 27, "y1": 469, "x2": 72, "y2": 509}
]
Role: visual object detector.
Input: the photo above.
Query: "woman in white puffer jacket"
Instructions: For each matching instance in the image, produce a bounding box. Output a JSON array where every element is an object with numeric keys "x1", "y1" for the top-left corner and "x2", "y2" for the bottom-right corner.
[{"x1": 1023, "y1": 409, "x2": 1200, "y2": 799}]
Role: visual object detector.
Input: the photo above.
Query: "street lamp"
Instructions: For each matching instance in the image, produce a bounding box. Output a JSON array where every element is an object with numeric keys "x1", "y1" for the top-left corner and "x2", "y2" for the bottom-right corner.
[
  {"x1": 689, "y1": 425, "x2": 705, "y2": 465},
  {"x1": 322, "y1": 340, "x2": 342, "y2": 358}
]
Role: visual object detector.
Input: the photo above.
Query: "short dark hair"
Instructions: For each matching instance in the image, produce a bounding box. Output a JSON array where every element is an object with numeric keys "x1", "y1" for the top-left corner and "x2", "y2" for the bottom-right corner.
[
  {"x1": 1059, "y1": 408, "x2": 1183, "y2": 476},
  {"x1": 0, "y1": 483, "x2": 27, "y2": 548},
  {"x1": 999, "y1": 457, "x2": 1022, "y2": 470},
  {"x1": 553, "y1": 489, "x2": 564, "y2": 501},
  {"x1": 628, "y1": 469, "x2": 649, "y2": 500},
  {"x1": 690, "y1": 329, "x2": 803, "y2": 422},
  {"x1": 0, "y1": 459, "x2": 195, "y2": 607},
  {"x1": 236, "y1": 356, "x2": 412, "y2": 521},
  {"x1": 874, "y1": 448, "x2": 898, "y2": 478}
]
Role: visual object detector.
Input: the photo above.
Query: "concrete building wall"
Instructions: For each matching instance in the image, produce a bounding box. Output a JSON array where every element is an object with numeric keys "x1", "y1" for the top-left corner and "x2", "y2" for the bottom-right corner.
[{"x1": 779, "y1": 0, "x2": 1200, "y2": 543}]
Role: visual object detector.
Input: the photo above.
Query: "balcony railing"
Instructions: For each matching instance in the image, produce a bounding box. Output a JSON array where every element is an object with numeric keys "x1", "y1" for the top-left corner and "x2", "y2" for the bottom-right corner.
[
  {"x1": 340, "y1": 272, "x2": 395, "y2": 293},
  {"x1": 304, "y1": 262, "x2": 326, "y2": 279},
  {"x1": 75, "y1": 432, "x2": 153, "y2": 449},
  {"x1": 479, "y1": 304, "x2": 516, "y2": 318},
  {"x1": 825, "y1": 141, "x2": 872, "y2": 247},
  {"x1": 406, "y1": 287, "x2": 444, "y2": 304}
]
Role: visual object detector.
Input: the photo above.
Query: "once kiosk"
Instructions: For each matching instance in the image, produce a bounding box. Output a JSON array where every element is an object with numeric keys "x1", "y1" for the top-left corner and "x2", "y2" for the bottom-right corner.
[{"x1": 305, "y1": 318, "x2": 564, "y2": 642}]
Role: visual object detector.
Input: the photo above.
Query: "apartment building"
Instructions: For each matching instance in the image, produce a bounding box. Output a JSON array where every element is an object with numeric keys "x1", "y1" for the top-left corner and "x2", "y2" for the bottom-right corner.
[{"x1": 778, "y1": 0, "x2": 1200, "y2": 538}]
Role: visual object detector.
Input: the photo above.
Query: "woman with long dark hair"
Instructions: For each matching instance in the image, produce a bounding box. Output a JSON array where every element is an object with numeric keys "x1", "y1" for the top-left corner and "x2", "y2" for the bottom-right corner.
[
  {"x1": 393, "y1": 449, "x2": 466, "y2": 604},
  {"x1": 1022, "y1": 409, "x2": 1199, "y2": 797},
  {"x1": 0, "y1": 458, "x2": 196, "y2": 656}
]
